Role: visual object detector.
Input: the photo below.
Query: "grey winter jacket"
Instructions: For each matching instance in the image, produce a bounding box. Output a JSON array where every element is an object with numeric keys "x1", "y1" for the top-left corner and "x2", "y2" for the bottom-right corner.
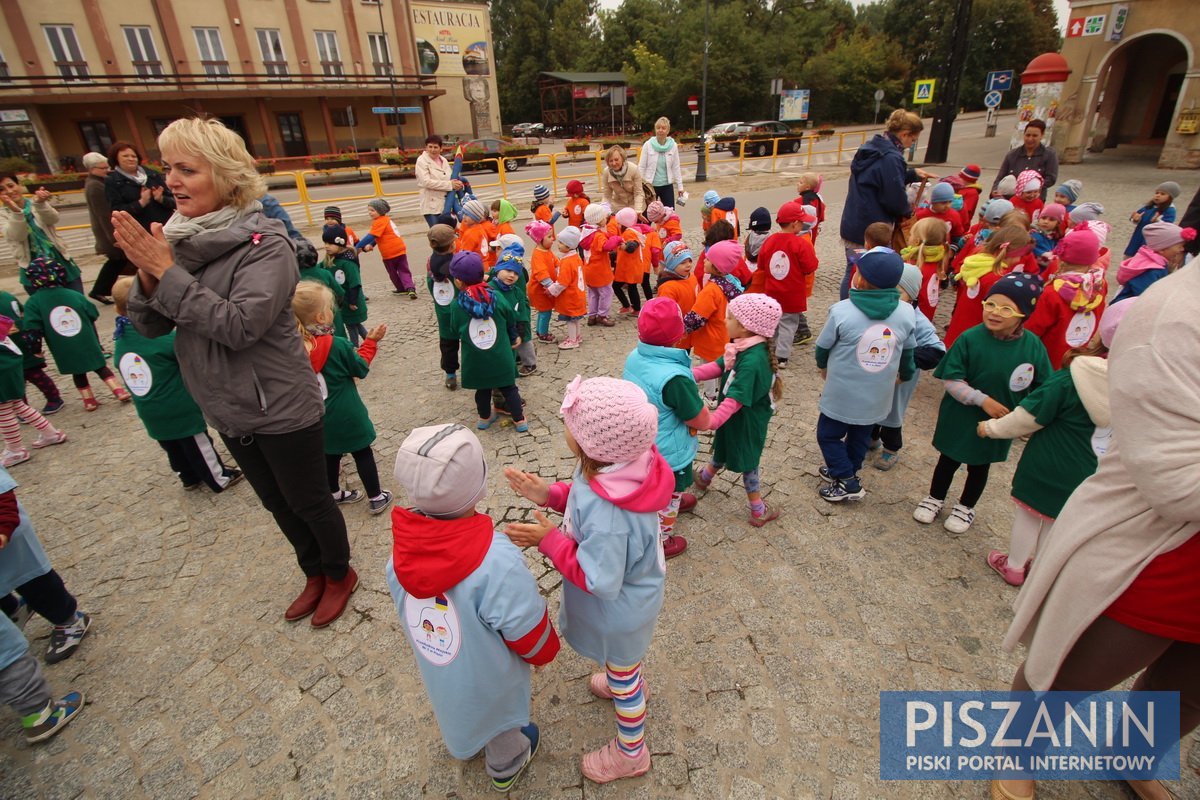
[{"x1": 127, "y1": 212, "x2": 323, "y2": 438}]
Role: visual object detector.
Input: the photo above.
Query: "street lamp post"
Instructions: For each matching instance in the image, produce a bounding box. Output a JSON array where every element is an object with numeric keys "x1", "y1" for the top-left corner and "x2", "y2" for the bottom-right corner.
[
  {"x1": 375, "y1": 0, "x2": 404, "y2": 148},
  {"x1": 695, "y1": 0, "x2": 710, "y2": 183}
]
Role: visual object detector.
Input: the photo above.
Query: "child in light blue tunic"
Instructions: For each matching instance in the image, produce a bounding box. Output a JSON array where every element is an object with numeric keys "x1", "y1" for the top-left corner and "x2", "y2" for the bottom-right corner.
[
  {"x1": 505, "y1": 376, "x2": 675, "y2": 784},
  {"x1": 386, "y1": 424, "x2": 559, "y2": 794},
  {"x1": 870, "y1": 264, "x2": 947, "y2": 470}
]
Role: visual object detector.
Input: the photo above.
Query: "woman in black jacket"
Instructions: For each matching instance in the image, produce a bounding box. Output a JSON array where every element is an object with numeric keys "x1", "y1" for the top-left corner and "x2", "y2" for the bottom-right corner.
[{"x1": 104, "y1": 141, "x2": 175, "y2": 231}]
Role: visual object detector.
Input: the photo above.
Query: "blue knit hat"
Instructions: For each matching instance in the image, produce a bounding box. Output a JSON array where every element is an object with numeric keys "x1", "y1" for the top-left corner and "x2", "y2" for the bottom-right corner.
[
  {"x1": 703, "y1": 190, "x2": 720, "y2": 208},
  {"x1": 533, "y1": 184, "x2": 550, "y2": 202},
  {"x1": 855, "y1": 247, "x2": 904, "y2": 289},
  {"x1": 748, "y1": 207, "x2": 771, "y2": 233},
  {"x1": 661, "y1": 241, "x2": 694, "y2": 274},
  {"x1": 930, "y1": 182, "x2": 955, "y2": 204},
  {"x1": 1054, "y1": 180, "x2": 1082, "y2": 204}
]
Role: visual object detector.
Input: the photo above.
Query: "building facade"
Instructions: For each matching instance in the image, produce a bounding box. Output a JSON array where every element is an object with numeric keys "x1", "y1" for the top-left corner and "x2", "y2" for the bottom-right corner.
[
  {"x1": 0, "y1": 0, "x2": 499, "y2": 172},
  {"x1": 1053, "y1": 0, "x2": 1199, "y2": 168}
]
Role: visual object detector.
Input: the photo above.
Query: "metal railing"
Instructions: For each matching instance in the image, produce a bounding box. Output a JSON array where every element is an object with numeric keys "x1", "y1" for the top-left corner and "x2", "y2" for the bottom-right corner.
[{"x1": 1, "y1": 133, "x2": 874, "y2": 259}]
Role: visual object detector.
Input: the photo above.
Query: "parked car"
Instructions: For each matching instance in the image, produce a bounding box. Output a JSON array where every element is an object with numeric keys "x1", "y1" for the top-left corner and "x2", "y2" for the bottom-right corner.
[
  {"x1": 729, "y1": 121, "x2": 804, "y2": 157},
  {"x1": 510, "y1": 123, "x2": 545, "y2": 138},
  {"x1": 705, "y1": 122, "x2": 743, "y2": 151},
  {"x1": 459, "y1": 138, "x2": 536, "y2": 172}
]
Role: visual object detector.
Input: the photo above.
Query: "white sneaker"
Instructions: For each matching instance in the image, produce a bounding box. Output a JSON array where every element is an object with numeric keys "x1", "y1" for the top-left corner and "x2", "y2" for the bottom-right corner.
[
  {"x1": 944, "y1": 504, "x2": 975, "y2": 534},
  {"x1": 31, "y1": 430, "x2": 67, "y2": 449},
  {"x1": 912, "y1": 495, "x2": 944, "y2": 524}
]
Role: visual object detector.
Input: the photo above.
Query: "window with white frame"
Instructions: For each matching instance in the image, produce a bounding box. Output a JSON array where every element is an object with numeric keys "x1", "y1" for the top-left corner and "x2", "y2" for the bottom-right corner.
[
  {"x1": 43, "y1": 25, "x2": 90, "y2": 81},
  {"x1": 194, "y1": 27, "x2": 231, "y2": 78},
  {"x1": 256, "y1": 28, "x2": 288, "y2": 77},
  {"x1": 122, "y1": 26, "x2": 164, "y2": 79},
  {"x1": 367, "y1": 32, "x2": 391, "y2": 77},
  {"x1": 314, "y1": 30, "x2": 342, "y2": 77}
]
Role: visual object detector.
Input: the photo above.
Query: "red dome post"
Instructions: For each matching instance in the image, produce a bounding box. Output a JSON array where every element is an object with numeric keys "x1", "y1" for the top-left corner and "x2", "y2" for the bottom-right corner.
[{"x1": 1010, "y1": 52, "x2": 1073, "y2": 148}]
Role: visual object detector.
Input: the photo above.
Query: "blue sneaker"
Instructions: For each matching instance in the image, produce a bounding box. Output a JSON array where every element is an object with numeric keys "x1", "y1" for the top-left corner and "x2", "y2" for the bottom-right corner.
[
  {"x1": 46, "y1": 611, "x2": 92, "y2": 664},
  {"x1": 514, "y1": 421, "x2": 529, "y2": 433},
  {"x1": 874, "y1": 449, "x2": 900, "y2": 471},
  {"x1": 491, "y1": 722, "x2": 539, "y2": 793},
  {"x1": 819, "y1": 478, "x2": 865, "y2": 503},
  {"x1": 23, "y1": 691, "x2": 84, "y2": 742},
  {"x1": 41, "y1": 398, "x2": 65, "y2": 416}
]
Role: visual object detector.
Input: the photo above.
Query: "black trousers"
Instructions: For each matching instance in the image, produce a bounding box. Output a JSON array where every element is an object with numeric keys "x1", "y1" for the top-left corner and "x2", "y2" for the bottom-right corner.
[
  {"x1": 439, "y1": 337, "x2": 460, "y2": 375},
  {"x1": 653, "y1": 184, "x2": 675, "y2": 208},
  {"x1": 0, "y1": 570, "x2": 76, "y2": 626},
  {"x1": 871, "y1": 424, "x2": 903, "y2": 452},
  {"x1": 91, "y1": 255, "x2": 130, "y2": 297},
  {"x1": 325, "y1": 448, "x2": 382, "y2": 498},
  {"x1": 641, "y1": 273, "x2": 654, "y2": 302},
  {"x1": 612, "y1": 282, "x2": 642, "y2": 312},
  {"x1": 929, "y1": 454, "x2": 991, "y2": 507},
  {"x1": 158, "y1": 432, "x2": 236, "y2": 492},
  {"x1": 221, "y1": 421, "x2": 350, "y2": 580},
  {"x1": 476, "y1": 386, "x2": 524, "y2": 422}
]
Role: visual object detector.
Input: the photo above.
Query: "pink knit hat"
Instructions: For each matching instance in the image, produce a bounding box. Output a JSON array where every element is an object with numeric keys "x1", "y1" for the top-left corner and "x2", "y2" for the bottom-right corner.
[
  {"x1": 615, "y1": 207, "x2": 638, "y2": 228},
  {"x1": 525, "y1": 220, "x2": 553, "y2": 245},
  {"x1": 1039, "y1": 202, "x2": 1067, "y2": 222},
  {"x1": 560, "y1": 376, "x2": 657, "y2": 463},
  {"x1": 706, "y1": 240, "x2": 744, "y2": 275},
  {"x1": 645, "y1": 200, "x2": 667, "y2": 222},
  {"x1": 1143, "y1": 222, "x2": 1196, "y2": 252},
  {"x1": 1099, "y1": 297, "x2": 1136, "y2": 349},
  {"x1": 728, "y1": 293, "x2": 782, "y2": 337},
  {"x1": 637, "y1": 297, "x2": 685, "y2": 346},
  {"x1": 1055, "y1": 226, "x2": 1100, "y2": 266},
  {"x1": 1015, "y1": 169, "x2": 1043, "y2": 194}
]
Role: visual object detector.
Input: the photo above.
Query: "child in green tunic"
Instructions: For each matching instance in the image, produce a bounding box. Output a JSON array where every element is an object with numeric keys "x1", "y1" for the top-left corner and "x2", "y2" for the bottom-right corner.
[
  {"x1": 914, "y1": 273, "x2": 1054, "y2": 535},
  {"x1": 427, "y1": 224, "x2": 461, "y2": 390},
  {"x1": 111, "y1": 278, "x2": 241, "y2": 492},
  {"x1": 19, "y1": 258, "x2": 130, "y2": 412},
  {"x1": 292, "y1": 283, "x2": 393, "y2": 516},
  {"x1": 0, "y1": 315, "x2": 67, "y2": 467},
  {"x1": 295, "y1": 239, "x2": 347, "y2": 340},
  {"x1": 975, "y1": 299, "x2": 1131, "y2": 586},
  {"x1": 489, "y1": 235, "x2": 537, "y2": 378},
  {"x1": 322, "y1": 225, "x2": 369, "y2": 346},
  {"x1": 449, "y1": 252, "x2": 527, "y2": 433},
  {"x1": 691, "y1": 294, "x2": 784, "y2": 527},
  {"x1": 0, "y1": 290, "x2": 62, "y2": 414}
]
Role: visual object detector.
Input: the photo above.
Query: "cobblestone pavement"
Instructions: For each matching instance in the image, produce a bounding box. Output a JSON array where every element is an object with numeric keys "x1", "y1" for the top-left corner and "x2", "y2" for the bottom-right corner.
[{"x1": 0, "y1": 137, "x2": 1196, "y2": 799}]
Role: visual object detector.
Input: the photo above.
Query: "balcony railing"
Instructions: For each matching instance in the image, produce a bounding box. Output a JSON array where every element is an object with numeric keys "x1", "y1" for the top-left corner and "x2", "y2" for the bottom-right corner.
[{"x1": 0, "y1": 70, "x2": 439, "y2": 94}]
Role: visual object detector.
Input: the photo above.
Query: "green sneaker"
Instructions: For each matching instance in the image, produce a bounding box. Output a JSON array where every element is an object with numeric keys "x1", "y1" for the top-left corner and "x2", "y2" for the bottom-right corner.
[
  {"x1": 491, "y1": 723, "x2": 539, "y2": 793},
  {"x1": 23, "y1": 691, "x2": 84, "y2": 743}
]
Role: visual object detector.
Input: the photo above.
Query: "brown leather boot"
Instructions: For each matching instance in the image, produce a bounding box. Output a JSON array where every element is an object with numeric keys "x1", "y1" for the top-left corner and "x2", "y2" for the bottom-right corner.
[
  {"x1": 311, "y1": 567, "x2": 358, "y2": 628},
  {"x1": 284, "y1": 576, "x2": 325, "y2": 621}
]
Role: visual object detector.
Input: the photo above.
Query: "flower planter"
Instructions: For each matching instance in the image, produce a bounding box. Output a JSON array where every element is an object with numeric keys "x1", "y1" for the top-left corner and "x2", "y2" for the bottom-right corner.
[
  {"x1": 24, "y1": 178, "x2": 85, "y2": 192},
  {"x1": 501, "y1": 147, "x2": 538, "y2": 158},
  {"x1": 310, "y1": 158, "x2": 360, "y2": 170},
  {"x1": 564, "y1": 143, "x2": 590, "y2": 153},
  {"x1": 255, "y1": 163, "x2": 276, "y2": 175},
  {"x1": 599, "y1": 141, "x2": 632, "y2": 150}
]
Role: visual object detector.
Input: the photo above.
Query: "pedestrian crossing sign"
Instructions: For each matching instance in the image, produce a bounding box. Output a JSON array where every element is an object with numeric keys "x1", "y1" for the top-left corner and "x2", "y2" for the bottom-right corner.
[{"x1": 913, "y1": 79, "x2": 935, "y2": 105}]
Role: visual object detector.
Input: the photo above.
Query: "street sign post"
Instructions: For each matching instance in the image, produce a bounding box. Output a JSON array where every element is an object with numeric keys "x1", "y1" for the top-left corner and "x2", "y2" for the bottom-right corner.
[
  {"x1": 913, "y1": 79, "x2": 935, "y2": 105},
  {"x1": 688, "y1": 95, "x2": 699, "y2": 143},
  {"x1": 874, "y1": 88, "x2": 884, "y2": 125},
  {"x1": 371, "y1": 106, "x2": 422, "y2": 115},
  {"x1": 986, "y1": 70, "x2": 1014, "y2": 92},
  {"x1": 984, "y1": 91, "x2": 1002, "y2": 108}
]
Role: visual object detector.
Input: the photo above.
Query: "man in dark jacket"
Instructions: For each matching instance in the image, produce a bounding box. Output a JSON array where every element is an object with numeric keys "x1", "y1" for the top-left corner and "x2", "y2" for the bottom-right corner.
[
  {"x1": 991, "y1": 120, "x2": 1058, "y2": 201},
  {"x1": 81, "y1": 152, "x2": 127, "y2": 303}
]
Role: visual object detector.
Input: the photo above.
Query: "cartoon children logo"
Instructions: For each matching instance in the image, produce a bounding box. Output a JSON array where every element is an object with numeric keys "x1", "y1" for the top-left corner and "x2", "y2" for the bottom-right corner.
[
  {"x1": 1009, "y1": 362, "x2": 1035, "y2": 392},
  {"x1": 316, "y1": 373, "x2": 329, "y2": 401},
  {"x1": 468, "y1": 317, "x2": 498, "y2": 350},
  {"x1": 1065, "y1": 311, "x2": 1096, "y2": 347},
  {"x1": 768, "y1": 250, "x2": 791, "y2": 281},
  {"x1": 118, "y1": 352, "x2": 154, "y2": 397},
  {"x1": 926, "y1": 276, "x2": 940, "y2": 308},
  {"x1": 334, "y1": 269, "x2": 347, "y2": 286},
  {"x1": 48, "y1": 306, "x2": 82, "y2": 338},
  {"x1": 855, "y1": 324, "x2": 895, "y2": 373},
  {"x1": 1091, "y1": 426, "x2": 1113, "y2": 457},
  {"x1": 432, "y1": 280, "x2": 455, "y2": 307},
  {"x1": 403, "y1": 594, "x2": 461, "y2": 666},
  {"x1": 966, "y1": 281, "x2": 982, "y2": 300}
]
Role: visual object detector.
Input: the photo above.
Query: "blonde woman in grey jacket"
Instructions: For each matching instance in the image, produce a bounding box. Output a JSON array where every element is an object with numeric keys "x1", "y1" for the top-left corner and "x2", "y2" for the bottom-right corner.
[{"x1": 114, "y1": 117, "x2": 357, "y2": 629}]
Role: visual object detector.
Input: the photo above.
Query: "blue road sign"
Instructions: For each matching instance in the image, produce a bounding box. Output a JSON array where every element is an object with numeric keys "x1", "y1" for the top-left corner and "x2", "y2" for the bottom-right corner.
[
  {"x1": 984, "y1": 91, "x2": 1003, "y2": 108},
  {"x1": 986, "y1": 70, "x2": 1014, "y2": 92},
  {"x1": 372, "y1": 106, "x2": 422, "y2": 115}
]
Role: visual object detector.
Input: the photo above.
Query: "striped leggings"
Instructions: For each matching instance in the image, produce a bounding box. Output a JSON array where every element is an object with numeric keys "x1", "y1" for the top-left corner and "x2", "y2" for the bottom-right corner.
[
  {"x1": 605, "y1": 661, "x2": 647, "y2": 757},
  {"x1": 0, "y1": 400, "x2": 53, "y2": 452}
]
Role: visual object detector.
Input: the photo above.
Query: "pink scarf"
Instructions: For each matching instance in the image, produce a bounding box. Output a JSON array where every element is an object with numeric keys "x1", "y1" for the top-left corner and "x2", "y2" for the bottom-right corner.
[{"x1": 722, "y1": 335, "x2": 767, "y2": 370}]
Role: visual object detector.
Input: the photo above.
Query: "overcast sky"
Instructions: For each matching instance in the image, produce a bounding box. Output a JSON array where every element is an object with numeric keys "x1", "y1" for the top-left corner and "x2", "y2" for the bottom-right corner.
[{"x1": 595, "y1": 0, "x2": 1070, "y2": 29}]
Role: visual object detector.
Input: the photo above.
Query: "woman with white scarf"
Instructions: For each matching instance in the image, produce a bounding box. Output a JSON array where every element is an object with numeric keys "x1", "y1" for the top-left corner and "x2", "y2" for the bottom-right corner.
[
  {"x1": 601, "y1": 146, "x2": 646, "y2": 216},
  {"x1": 113, "y1": 117, "x2": 358, "y2": 629},
  {"x1": 637, "y1": 117, "x2": 684, "y2": 208},
  {"x1": 104, "y1": 142, "x2": 175, "y2": 232}
]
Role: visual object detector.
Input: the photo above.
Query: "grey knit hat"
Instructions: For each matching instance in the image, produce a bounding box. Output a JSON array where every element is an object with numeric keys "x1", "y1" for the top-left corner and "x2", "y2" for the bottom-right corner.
[
  {"x1": 368, "y1": 198, "x2": 391, "y2": 215},
  {"x1": 461, "y1": 199, "x2": 488, "y2": 222},
  {"x1": 394, "y1": 424, "x2": 489, "y2": 518},
  {"x1": 1155, "y1": 181, "x2": 1181, "y2": 200}
]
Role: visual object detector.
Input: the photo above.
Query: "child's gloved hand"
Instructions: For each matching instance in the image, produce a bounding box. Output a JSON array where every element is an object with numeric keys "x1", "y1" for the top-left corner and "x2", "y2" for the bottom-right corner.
[
  {"x1": 623, "y1": 241, "x2": 638, "y2": 254},
  {"x1": 366, "y1": 324, "x2": 388, "y2": 341},
  {"x1": 504, "y1": 466, "x2": 549, "y2": 505},
  {"x1": 504, "y1": 509, "x2": 555, "y2": 548}
]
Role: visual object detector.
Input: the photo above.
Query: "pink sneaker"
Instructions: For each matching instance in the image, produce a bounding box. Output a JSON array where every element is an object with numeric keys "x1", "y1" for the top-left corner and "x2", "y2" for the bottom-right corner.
[
  {"x1": 986, "y1": 551, "x2": 1026, "y2": 586},
  {"x1": 581, "y1": 738, "x2": 651, "y2": 783},
  {"x1": 588, "y1": 673, "x2": 651, "y2": 702},
  {"x1": 1, "y1": 449, "x2": 30, "y2": 468},
  {"x1": 31, "y1": 430, "x2": 67, "y2": 449},
  {"x1": 558, "y1": 337, "x2": 580, "y2": 350}
]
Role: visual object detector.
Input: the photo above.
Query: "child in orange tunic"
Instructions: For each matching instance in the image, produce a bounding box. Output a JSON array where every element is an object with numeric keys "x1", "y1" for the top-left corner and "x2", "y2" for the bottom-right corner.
[
  {"x1": 645, "y1": 200, "x2": 683, "y2": 244},
  {"x1": 551, "y1": 226, "x2": 588, "y2": 349},
  {"x1": 526, "y1": 220, "x2": 559, "y2": 343},
  {"x1": 531, "y1": 184, "x2": 560, "y2": 227},
  {"x1": 684, "y1": 240, "x2": 745, "y2": 399},
  {"x1": 655, "y1": 241, "x2": 697, "y2": 351},
  {"x1": 456, "y1": 200, "x2": 492, "y2": 261},
  {"x1": 358, "y1": 199, "x2": 413, "y2": 297},
  {"x1": 581, "y1": 203, "x2": 617, "y2": 327},
  {"x1": 613, "y1": 208, "x2": 647, "y2": 315},
  {"x1": 564, "y1": 180, "x2": 591, "y2": 228}
]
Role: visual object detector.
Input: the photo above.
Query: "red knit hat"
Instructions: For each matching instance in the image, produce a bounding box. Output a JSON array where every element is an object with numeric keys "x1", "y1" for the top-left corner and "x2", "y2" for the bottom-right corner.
[
  {"x1": 566, "y1": 179, "x2": 584, "y2": 195},
  {"x1": 960, "y1": 164, "x2": 982, "y2": 182},
  {"x1": 637, "y1": 297, "x2": 685, "y2": 346}
]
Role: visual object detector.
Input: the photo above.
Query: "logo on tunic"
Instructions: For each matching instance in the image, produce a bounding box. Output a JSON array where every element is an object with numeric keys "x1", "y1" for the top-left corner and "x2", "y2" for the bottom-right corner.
[
  {"x1": 1065, "y1": 311, "x2": 1096, "y2": 347},
  {"x1": 48, "y1": 306, "x2": 82, "y2": 338},
  {"x1": 334, "y1": 269, "x2": 347, "y2": 285},
  {"x1": 768, "y1": 250, "x2": 791, "y2": 280},
  {"x1": 1009, "y1": 362, "x2": 1035, "y2": 392},
  {"x1": 404, "y1": 594, "x2": 461, "y2": 666},
  {"x1": 856, "y1": 324, "x2": 896, "y2": 373},
  {"x1": 118, "y1": 352, "x2": 153, "y2": 396},
  {"x1": 316, "y1": 373, "x2": 328, "y2": 401},
  {"x1": 432, "y1": 280, "x2": 455, "y2": 306},
  {"x1": 1091, "y1": 426, "x2": 1113, "y2": 457},
  {"x1": 469, "y1": 317, "x2": 498, "y2": 350}
]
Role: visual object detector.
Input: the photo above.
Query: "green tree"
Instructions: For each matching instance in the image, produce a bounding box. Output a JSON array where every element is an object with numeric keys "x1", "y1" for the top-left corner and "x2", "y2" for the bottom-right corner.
[
  {"x1": 491, "y1": 0, "x2": 557, "y2": 122},
  {"x1": 548, "y1": 0, "x2": 599, "y2": 71},
  {"x1": 623, "y1": 43, "x2": 679, "y2": 127},
  {"x1": 799, "y1": 31, "x2": 910, "y2": 124}
]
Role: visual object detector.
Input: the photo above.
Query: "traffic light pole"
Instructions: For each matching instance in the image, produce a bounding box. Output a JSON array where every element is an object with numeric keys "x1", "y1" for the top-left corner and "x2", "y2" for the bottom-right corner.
[
  {"x1": 924, "y1": 0, "x2": 974, "y2": 163},
  {"x1": 695, "y1": 0, "x2": 710, "y2": 183}
]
